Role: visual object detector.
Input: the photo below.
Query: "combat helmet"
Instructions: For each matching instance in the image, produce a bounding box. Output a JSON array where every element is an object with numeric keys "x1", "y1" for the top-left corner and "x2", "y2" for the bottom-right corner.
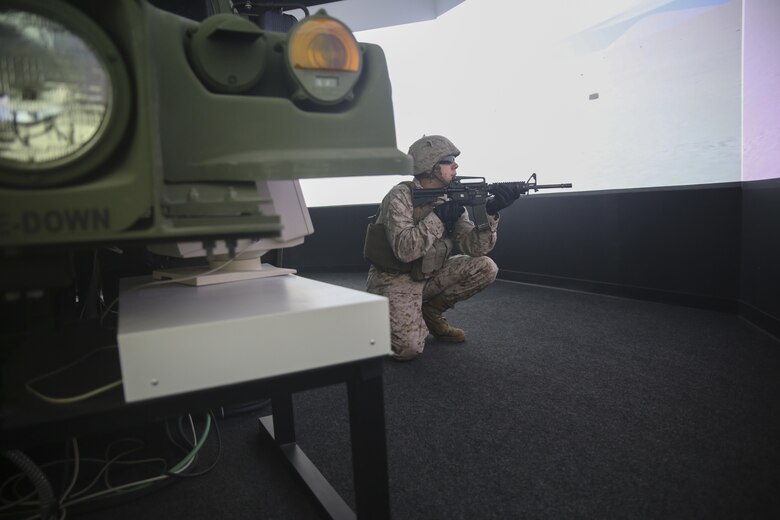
[{"x1": 407, "y1": 135, "x2": 460, "y2": 175}]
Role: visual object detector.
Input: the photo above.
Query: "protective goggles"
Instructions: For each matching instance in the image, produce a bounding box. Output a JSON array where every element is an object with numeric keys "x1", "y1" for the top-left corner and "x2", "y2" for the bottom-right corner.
[{"x1": 438, "y1": 155, "x2": 457, "y2": 165}]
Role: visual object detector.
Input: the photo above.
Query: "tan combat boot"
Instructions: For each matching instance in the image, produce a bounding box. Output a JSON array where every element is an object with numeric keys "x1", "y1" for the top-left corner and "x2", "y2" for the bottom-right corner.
[{"x1": 422, "y1": 296, "x2": 466, "y2": 343}]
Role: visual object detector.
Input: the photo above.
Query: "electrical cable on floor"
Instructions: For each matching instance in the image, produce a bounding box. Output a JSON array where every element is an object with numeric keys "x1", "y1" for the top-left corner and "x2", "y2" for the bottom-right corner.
[
  {"x1": 0, "y1": 412, "x2": 217, "y2": 518},
  {"x1": 69, "y1": 439, "x2": 166, "y2": 500},
  {"x1": 1, "y1": 450, "x2": 57, "y2": 520},
  {"x1": 165, "y1": 419, "x2": 193, "y2": 456},
  {"x1": 166, "y1": 412, "x2": 222, "y2": 478},
  {"x1": 178, "y1": 414, "x2": 198, "y2": 450},
  {"x1": 57, "y1": 440, "x2": 79, "y2": 516},
  {"x1": 60, "y1": 418, "x2": 204, "y2": 510},
  {"x1": 24, "y1": 346, "x2": 122, "y2": 405}
]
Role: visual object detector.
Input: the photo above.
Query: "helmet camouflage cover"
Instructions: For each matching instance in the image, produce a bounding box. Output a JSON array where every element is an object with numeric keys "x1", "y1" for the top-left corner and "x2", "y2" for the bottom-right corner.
[{"x1": 407, "y1": 135, "x2": 460, "y2": 175}]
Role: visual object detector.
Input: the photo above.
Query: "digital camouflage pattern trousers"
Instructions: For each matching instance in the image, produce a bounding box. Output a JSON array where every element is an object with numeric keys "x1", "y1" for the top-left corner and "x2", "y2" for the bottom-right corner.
[{"x1": 367, "y1": 254, "x2": 498, "y2": 360}]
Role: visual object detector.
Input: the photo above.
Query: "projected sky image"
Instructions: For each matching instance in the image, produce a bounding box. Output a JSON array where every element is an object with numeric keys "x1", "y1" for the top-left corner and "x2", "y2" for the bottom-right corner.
[
  {"x1": 301, "y1": 0, "x2": 743, "y2": 206},
  {"x1": 743, "y1": 0, "x2": 780, "y2": 182}
]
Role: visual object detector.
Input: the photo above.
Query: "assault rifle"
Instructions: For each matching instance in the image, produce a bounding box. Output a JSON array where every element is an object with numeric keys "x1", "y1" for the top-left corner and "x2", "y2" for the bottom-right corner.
[{"x1": 412, "y1": 173, "x2": 572, "y2": 230}]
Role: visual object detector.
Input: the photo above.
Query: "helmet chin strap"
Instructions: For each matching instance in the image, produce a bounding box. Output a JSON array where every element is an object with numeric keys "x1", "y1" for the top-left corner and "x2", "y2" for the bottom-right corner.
[
  {"x1": 416, "y1": 164, "x2": 452, "y2": 187},
  {"x1": 431, "y1": 164, "x2": 450, "y2": 187}
]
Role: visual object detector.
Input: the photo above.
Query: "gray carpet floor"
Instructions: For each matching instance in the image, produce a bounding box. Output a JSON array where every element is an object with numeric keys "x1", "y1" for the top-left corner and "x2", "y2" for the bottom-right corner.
[{"x1": 49, "y1": 272, "x2": 780, "y2": 519}]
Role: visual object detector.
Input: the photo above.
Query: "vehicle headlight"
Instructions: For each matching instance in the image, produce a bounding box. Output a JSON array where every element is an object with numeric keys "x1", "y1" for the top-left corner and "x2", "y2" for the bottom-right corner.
[
  {"x1": 286, "y1": 11, "x2": 362, "y2": 105},
  {"x1": 0, "y1": 0, "x2": 130, "y2": 187}
]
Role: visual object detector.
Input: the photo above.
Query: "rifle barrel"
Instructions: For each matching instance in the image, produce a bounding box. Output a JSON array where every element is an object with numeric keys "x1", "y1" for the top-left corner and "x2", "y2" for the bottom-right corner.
[{"x1": 534, "y1": 183, "x2": 573, "y2": 189}]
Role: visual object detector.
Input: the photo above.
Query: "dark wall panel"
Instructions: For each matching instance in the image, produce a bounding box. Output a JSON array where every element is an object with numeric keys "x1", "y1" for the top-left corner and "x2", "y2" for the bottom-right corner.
[
  {"x1": 740, "y1": 179, "x2": 780, "y2": 337},
  {"x1": 490, "y1": 183, "x2": 743, "y2": 310},
  {"x1": 281, "y1": 204, "x2": 375, "y2": 272}
]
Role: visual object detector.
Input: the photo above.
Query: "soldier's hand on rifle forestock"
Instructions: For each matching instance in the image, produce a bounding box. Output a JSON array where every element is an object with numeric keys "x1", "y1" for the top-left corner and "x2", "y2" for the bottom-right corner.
[
  {"x1": 486, "y1": 184, "x2": 522, "y2": 215},
  {"x1": 434, "y1": 200, "x2": 464, "y2": 233}
]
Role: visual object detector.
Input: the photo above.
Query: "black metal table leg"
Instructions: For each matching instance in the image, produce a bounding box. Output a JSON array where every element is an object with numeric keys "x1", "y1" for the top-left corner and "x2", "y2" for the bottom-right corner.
[
  {"x1": 257, "y1": 358, "x2": 391, "y2": 520},
  {"x1": 259, "y1": 391, "x2": 356, "y2": 520},
  {"x1": 271, "y1": 392, "x2": 296, "y2": 444},
  {"x1": 348, "y1": 358, "x2": 391, "y2": 520}
]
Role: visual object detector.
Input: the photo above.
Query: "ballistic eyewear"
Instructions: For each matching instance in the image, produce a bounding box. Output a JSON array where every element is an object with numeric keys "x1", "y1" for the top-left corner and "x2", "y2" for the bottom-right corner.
[{"x1": 438, "y1": 155, "x2": 457, "y2": 165}]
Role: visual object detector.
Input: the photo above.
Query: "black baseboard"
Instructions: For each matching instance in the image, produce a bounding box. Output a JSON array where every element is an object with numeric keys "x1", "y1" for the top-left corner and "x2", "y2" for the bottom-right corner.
[
  {"x1": 497, "y1": 269, "x2": 739, "y2": 313},
  {"x1": 498, "y1": 270, "x2": 780, "y2": 341},
  {"x1": 739, "y1": 300, "x2": 780, "y2": 341}
]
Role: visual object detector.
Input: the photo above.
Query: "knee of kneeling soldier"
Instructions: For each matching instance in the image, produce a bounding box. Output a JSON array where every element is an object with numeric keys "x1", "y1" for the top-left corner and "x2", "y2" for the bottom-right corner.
[{"x1": 477, "y1": 256, "x2": 499, "y2": 283}]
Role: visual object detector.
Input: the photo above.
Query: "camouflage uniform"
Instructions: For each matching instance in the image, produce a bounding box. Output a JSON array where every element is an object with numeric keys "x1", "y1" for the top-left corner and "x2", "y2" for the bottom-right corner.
[{"x1": 366, "y1": 178, "x2": 499, "y2": 360}]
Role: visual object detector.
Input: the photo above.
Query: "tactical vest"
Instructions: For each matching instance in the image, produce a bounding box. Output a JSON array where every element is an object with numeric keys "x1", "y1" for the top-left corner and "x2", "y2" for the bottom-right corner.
[{"x1": 363, "y1": 182, "x2": 453, "y2": 281}]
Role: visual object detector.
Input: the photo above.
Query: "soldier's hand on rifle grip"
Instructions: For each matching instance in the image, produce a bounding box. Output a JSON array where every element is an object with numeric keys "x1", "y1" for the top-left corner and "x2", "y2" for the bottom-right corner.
[
  {"x1": 485, "y1": 184, "x2": 522, "y2": 215},
  {"x1": 434, "y1": 200, "x2": 464, "y2": 233}
]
